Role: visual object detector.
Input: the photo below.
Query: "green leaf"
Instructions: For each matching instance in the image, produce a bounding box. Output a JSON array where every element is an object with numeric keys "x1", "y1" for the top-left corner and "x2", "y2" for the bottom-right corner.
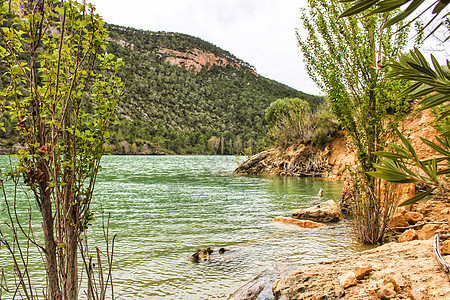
[
  {"x1": 395, "y1": 128, "x2": 419, "y2": 162},
  {"x1": 420, "y1": 137, "x2": 450, "y2": 156},
  {"x1": 367, "y1": 170, "x2": 416, "y2": 183},
  {"x1": 383, "y1": 0, "x2": 425, "y2": 28},
  {"x1": 373, "y1": 150, "x2": 408, "y2": 160},
  {"x1": 340, "y1": 0, "x2": 379, "y2": 17},
  {"x1": 437, "y1": 169, "x2": 450, "y2": 176},
  {"x1": 399, "y1": 187, "x2": 436, "y2": 206}
]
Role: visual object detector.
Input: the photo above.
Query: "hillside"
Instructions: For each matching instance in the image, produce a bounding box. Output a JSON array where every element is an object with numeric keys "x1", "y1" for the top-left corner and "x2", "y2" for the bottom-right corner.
[
  {"x1": 104, "y1": 25, "x2": 322, "y2": 154},
  {"x1": 0, "y1": 24, "x2": 322, "y2": 155}
]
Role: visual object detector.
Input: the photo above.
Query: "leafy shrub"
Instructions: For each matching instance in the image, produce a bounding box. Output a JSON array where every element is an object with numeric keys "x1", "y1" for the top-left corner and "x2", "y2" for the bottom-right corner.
[
  {"x1": 267, "y1": 99, "x2": 337, "y2": 148},
  {"x1": 265, "y1": 98, "x2": 310, "y2": 127}
]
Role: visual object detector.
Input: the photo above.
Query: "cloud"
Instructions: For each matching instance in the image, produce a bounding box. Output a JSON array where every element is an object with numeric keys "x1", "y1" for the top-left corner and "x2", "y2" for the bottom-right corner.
[{"x1": 89, "y1": 0, "x2": 320, "y2": 95}]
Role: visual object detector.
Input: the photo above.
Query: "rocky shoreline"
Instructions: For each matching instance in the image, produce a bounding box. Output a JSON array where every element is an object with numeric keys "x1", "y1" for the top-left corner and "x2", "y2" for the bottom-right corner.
[
  {"x1": 228, "y1": 198, "x2": 450, "y2": 299},
  {"x1": 229, "y1": 108, "x2": 450, "y2": 299},
  {"x1": 272, "y1": 239, "x2": 450, "y2": 299}
]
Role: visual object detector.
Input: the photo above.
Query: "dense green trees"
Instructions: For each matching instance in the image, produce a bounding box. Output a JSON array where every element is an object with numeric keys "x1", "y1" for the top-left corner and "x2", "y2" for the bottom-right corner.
[
  {"x1": 104, "y1": 25, "x2": 323, "y2": 155},
  {"x1": 265, "y1": 97, "x2": 338, "y2": 148}
]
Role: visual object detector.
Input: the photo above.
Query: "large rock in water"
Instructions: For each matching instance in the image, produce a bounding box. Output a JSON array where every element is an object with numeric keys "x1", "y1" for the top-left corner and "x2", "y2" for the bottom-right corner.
[
  {"x1": 272, "y1": 240, "x2": 450, "y2": 299},
  {"x1": 292, "y1": 200, "x2": 342, "y2": 222}
]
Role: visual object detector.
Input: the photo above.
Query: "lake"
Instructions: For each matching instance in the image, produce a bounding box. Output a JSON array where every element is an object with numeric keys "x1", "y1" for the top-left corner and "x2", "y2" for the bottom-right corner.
[{"x1": 0, "y1": 155, "x2": 365, "y2": 299}]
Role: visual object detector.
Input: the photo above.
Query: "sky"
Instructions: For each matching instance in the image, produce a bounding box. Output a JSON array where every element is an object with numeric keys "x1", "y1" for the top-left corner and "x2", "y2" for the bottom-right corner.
[{"x1": 88, "y1": 0, "x2": 321, "y2": 95}]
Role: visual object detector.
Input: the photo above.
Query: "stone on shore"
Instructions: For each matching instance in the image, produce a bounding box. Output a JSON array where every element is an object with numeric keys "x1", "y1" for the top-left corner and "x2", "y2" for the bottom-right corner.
[
  {"x1": 273, "y1": 216, "x2": 325, "y2": 228},
  {"x1": 398, "y1": 229, "x2": 418, "y2": 243},
  {"x1": 404, "y1": 211, "x2": 424, "y2": 224},
  {"x1": 418, "y1": 223, "x2": 441, "y2": 240},
  {"x1": 228, "y1": 262, "x2": 292, "y2": 300},
  {"x1": 389, "y1": 213, "x2": 409, "y2": 229},
  {"x1": 292, "y1": 200, "x2": 342, "y2": 223}
]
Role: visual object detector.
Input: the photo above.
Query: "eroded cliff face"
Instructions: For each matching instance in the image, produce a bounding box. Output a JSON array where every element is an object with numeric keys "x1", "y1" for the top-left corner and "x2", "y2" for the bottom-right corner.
[
  {"x1": 235, "y1": 107, "x2": 439, "y2": 181},
  {"x1": 158, "y1": 48, "x2": 257, "y2": 74},
  {"x1": 234, "y1": 130, "x2": 356, "y2": 180}
]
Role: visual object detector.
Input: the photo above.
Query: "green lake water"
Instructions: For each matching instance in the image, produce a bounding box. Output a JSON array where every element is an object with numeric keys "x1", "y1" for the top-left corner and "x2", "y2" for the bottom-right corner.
[{"x1": 1, "y1": 155, "x2": 366, "y2": 299}]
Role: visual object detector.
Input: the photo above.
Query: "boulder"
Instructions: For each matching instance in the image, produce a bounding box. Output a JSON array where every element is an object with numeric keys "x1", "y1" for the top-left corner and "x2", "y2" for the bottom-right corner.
[
  {"x1": 389, "y1": 214, "x2": 409, "y2": 229},
  {"x1": 292, "y1": 200, "x2": 342, "y2": 223},
  {"x1": 441, "y1": 240, "x2": 450, "y2": 255},
  {"x1": 418, "y1": 224, "x2": 440, "y2": 240},
  {"x1": 188, "y1": 247, "x2": 213, "y2": 262},
  {"x1": 398, "y1": 229, "x2": 418, "y2": 243},
  {"x1": 273, "y1": 217, "x2": 325, "y2": 228},
  {"x1": 353, "y1": 266, "x2": 373, "y2": 280},
  {"x1": 404, "y1": 211, "x2": 424, "y2": 225},
  {"x1": 377, "y1": 282, "x2": 397, "y2": 299},
  {"x1": 339, "y1": 271, "x2": 357, "y2": 289},
  {"x1": 228, "y1": 262, "x2": 292, "y2": 300}
]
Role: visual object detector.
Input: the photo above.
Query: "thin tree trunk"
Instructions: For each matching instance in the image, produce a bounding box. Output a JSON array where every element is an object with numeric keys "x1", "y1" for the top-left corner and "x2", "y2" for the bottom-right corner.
[{"x1": 40, "y1": 183, "x2": 62, "y2": 300}]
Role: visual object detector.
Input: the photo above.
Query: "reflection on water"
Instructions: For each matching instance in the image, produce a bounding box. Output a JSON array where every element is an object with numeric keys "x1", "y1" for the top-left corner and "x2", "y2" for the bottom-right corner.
[{"x1": 1, "y1": 155, "x2": 368, "y2": 299}]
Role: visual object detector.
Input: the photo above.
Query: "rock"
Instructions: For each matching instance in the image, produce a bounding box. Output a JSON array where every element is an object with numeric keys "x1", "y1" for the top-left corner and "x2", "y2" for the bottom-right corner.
[
  {"x1": 398, "y1": 229, "x2": 418, "y2": 243},
  {"x1": 377, "y1": 282, "x2": 397, "y2": 299},
  {"x1": 397, "y1": 183, "x2": 416, "y2": 204},
  {"x1": 389, "y1": 214, "x2": 409, "y2": 229},
  {"x1": 418, "y1": 224, "x2": 440, "y2": 240},
  {"x1": 272, "y1": 240, "x2": 450, "y2": 300},
  {"x1": 339, "y1": 271, "x2": 358, "y2": 289},
  {"x1": 353, "y1": 266, "x2": 373, "y2": 280},
  {"x1": 395, "y1": 206, "x2": 407, "y2": 215},
  {"x1": 218, "y1": 247, "x2": 228, "y2": 254},
  {"x1": 273, "y1": 216, "x2": 325, "y2": 228},
  {"x1": 234, "y1": 151, "x2": 271, "y2": 175},
  {"x1": 441, "y1": 240, "x2": 450, "y2": 255},
  {"x1": 292, "y1": 200, "x2": 342, "y2": 223},
  {"x1": 188, "y1": 247, "x2": 213, "y2": 262},
  {"x1": 441, "y1": 207, "x2": 450, "y2": 215},
  {"x1": 404, "y1": 211, "x2": 424, "y2": 224}
]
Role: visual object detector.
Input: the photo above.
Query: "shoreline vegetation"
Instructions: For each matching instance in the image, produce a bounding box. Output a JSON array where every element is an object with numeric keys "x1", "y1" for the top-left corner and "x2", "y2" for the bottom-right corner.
[
  {"x1": 228, "y1": 0, "x2": 450, "y2": 295},
  {"x1": 230, "y1": 106, "x2": 450, "y2": 299}
]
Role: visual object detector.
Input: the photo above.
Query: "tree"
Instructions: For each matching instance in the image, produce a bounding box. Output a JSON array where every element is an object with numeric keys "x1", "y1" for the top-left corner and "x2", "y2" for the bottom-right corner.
[
  {"x1": 298, "y1": 0, "x2": 410, "y2": 243},
  {"x1": 0, "y1": 1, "x2": 123, "y2": 298},
  {"x1": 341, "y1": 1, "x2": 450, "y2": 206},
  {"x1": 264, "y1": 97, "x2": 310, "y2": 127}
]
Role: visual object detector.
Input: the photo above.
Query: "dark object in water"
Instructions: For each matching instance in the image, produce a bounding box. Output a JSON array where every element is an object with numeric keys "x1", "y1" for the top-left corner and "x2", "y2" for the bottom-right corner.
[
  {"x1": 188, "y1": 247, "x2": 213, "y2": 262},
  {"x1": 189, "y1": 247, "x2": 229, "y2": 262}
]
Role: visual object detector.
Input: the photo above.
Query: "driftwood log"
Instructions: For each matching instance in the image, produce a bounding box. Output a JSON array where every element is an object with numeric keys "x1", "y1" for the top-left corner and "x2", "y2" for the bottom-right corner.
[{"x1": 228, "y1": 263, "x2": 292, "y2": 300}]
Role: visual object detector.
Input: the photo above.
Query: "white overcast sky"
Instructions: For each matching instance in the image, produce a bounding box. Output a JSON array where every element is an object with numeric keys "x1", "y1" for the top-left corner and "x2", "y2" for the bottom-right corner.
[{"x1": 88, "y1": 0, "x2": 321, "y2": 95}]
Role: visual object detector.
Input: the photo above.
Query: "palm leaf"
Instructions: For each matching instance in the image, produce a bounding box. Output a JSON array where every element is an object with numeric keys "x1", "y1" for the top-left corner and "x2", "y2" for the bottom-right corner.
[
  {"x1": 383, "y1": 0, "x2": 425, "y2": 29},
  {"x1": 372, "y1": 150, "x2": 408, "y2": 160},
  {"x1": 340, "y1": 0, "x2": 379, "y2": 17},
  {"x1": 400, "y1": 187, "x2": 436, "y2": 206}
]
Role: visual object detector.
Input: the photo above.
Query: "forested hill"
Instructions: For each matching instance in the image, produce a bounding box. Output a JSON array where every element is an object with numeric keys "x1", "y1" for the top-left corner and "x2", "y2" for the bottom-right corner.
[
  {"x1": 0, "y1": 24, "x2": 323, "y2": 155},
  {"x1": 103, "y1": 24, "x2": 322, "y2": 154}
]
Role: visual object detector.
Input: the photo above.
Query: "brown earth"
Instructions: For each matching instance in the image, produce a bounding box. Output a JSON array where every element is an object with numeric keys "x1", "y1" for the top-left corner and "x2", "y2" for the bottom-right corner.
[
  {"x1": 234, "y1": 130, "x2": 356, "y2": 180},
  {"x1": 234, "y1": 106, "x2": 438, "y2": 182},
  {"x1": 272, "y1": 239, "x2": 450, "y2": 300}
]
